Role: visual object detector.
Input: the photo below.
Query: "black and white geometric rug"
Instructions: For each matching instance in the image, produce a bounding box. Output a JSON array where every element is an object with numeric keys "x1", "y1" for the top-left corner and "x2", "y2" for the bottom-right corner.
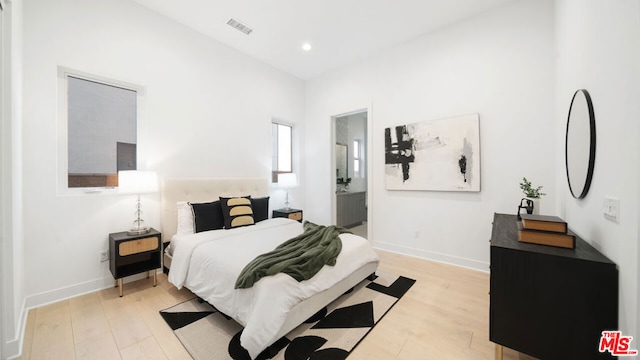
[{"x1": 160, "y1": 271, "x2": 415, "y2": 360}]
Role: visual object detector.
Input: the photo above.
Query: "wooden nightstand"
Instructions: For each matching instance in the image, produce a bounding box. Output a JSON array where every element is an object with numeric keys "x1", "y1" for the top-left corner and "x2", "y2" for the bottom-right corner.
[
  {"x1": 272, "y1": 208, "x2": 303, "y2": 222},
  {"x1": 109, "y1": 228, "x2": 161, "y2": 297}
]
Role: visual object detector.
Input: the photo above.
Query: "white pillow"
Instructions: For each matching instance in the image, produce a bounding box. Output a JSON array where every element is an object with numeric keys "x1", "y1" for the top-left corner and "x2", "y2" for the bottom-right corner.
[{"x1": 176, "y1": 201, "x2": 195, "y2": 235}]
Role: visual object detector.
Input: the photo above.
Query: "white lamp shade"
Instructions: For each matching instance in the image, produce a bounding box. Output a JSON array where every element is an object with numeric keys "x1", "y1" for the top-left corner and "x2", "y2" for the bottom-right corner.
[
  {"x1": 278, "y1": 173, "x2": 298, "y2": 188},
  {"x1": 118, "y1": 170, "x2": 159, "y2": 194}
]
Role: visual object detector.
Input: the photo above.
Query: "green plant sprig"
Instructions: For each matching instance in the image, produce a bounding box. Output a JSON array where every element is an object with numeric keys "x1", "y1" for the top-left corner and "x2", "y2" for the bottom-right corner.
[{"x1": 519, "y1": 177, "x2": 546, "y2": 199}]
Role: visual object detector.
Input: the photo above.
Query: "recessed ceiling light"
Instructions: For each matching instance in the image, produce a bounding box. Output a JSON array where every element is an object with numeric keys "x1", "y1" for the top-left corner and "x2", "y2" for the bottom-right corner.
[{"x1": 302, "y1": 43, "x2": 312, "y2": 51}]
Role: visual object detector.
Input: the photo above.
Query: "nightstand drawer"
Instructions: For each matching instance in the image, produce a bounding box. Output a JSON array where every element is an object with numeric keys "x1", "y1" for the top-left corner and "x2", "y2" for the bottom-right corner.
[
  {"x1": 272, "y1": 208, "x2": 303, "y2": 222},
  {"x1": 119, "y1": 237, "x2": 159, "y2": 256},
  {"x1": 288, "y1": 212, "x2": 302, "y2": 221}
]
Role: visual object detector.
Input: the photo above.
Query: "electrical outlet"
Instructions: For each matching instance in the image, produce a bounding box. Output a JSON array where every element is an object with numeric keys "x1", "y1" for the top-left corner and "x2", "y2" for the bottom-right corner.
[
  {"x1": 99, "y1": 250, "x2": 109, "y2": 262},
  {"x1": 603, "y1": 197, "x2": 620, "y2": 223}
]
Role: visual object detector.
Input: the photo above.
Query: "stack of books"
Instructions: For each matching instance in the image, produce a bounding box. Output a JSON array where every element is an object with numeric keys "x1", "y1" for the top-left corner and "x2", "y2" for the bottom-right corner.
[{"x1": 517, "y1": 214, "x2": 576, "y2": 249}]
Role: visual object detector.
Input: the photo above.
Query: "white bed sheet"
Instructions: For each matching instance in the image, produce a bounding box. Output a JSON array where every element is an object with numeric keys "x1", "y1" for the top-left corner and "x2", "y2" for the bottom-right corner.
[{"x1": 167, "y1": 218, "x2": 379, "y2": 359}]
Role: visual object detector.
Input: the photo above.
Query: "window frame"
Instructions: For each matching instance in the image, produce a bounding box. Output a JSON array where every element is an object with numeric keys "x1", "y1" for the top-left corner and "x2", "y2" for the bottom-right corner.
[
  {"x1": 271, "y1": 120, "x2": 294, "y2": 183},
  {"x1": 57, "y1": 67, "x2": 146, "y2": 195},
  {"x1": 353, "y1": 138, "x2": 363, "y2": 178}
]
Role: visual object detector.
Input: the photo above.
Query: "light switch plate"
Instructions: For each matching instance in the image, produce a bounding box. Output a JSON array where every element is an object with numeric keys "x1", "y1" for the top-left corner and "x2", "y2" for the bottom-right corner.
[{"x1": 603, "y1": 197, "x2": 619, "y2": 223}]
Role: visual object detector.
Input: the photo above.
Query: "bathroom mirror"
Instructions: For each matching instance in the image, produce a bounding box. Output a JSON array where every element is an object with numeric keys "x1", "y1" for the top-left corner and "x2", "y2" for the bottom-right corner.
[
  {"x1": 336, "y1": 143, "x2": 348, "y2": 183},
  {"x1": 565, "y1": 89, "x2": 596, "y2": 199}
]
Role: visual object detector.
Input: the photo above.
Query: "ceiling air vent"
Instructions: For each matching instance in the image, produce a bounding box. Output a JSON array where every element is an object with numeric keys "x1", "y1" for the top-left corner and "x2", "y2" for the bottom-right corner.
[{"x1": 227, "y1": 18, "x2": 253, "y2": 35}]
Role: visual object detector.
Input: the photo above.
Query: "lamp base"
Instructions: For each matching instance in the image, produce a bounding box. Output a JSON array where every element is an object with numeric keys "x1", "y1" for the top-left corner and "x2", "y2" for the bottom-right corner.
[
  {"x1": 127, "y1": 227, "x2": 150, "y2": 236},
  {"x1": 129, "y1": 208, "x2": 148, "y2": 235}
]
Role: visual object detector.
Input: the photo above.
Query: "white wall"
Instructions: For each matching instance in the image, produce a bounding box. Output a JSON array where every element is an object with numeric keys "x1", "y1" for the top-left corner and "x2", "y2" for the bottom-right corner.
[
  {"x1": 555, "y1": 0, "x2": 640, "y2": 339},
  {"x1": 305, "y1": 0, "x2": 556, "y2": 270},
  {"x1": 19, "y1": 0, "x2": 303, "y2": 326},
  {"x1": 1, "y1": 0, "x2": 25, "y2": 357}
]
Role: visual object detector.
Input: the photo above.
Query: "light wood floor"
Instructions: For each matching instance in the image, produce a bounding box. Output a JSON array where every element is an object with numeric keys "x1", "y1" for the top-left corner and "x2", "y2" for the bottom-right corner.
[{"x1": 19, "y1": 250, "x2": 535, "y2": 359}]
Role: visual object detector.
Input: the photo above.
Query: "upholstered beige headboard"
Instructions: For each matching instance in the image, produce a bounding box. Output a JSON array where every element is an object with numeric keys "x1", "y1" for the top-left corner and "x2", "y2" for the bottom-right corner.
[{"x1": 160, "y1": 178, "x2": 269, "y2": 242}]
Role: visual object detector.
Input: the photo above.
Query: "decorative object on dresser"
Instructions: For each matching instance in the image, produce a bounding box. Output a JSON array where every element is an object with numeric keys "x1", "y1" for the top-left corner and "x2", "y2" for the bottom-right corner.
[
  {"x1": 519, "y1": 177, "x2": 546, "y2": 199},
  {"x1": 518, "y1": 177, "x2": 545, "y2": 216},
  {"x1": 490, "y1": 213, "x2": 618, "y2": 360},
  {"x1": 278, "y1": 173, "x2": 298, "y2": 210},
  {"x1": 384, "y1": 113, "x2": 480, "y2": 192},
  {"x1": 109, "y1": 228, "x2": 161, "y2": 297},
  {"x1": 272, "y1": 208, "x2": 303, "y2": 222},
  {"x1": 519, "y1": 214, "x2": 567, "y2": 233},
  {"x1": 517, "y1": 222, "x2": 576, "y2": 249},
  {"x1": 118, "y1": 170, "x2": 159, "y2": 235},
  {"x1": 517, "y1": 214, "x2": 575, "y2": 249},
  {"x1": 516, "y1": 198, "x2": 533, "y2": 220}
]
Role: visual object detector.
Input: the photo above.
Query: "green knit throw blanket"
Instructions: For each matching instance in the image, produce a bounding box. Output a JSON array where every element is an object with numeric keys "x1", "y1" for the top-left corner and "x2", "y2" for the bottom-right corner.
[{"x1": 234, "y1": 221, "x2": 350, "y2": 289}]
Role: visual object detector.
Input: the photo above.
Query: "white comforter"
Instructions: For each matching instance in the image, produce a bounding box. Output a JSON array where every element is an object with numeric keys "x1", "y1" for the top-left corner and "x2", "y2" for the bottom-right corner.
[{"x1": 167, "y1": 218, "x2": 379, "y2": 359}]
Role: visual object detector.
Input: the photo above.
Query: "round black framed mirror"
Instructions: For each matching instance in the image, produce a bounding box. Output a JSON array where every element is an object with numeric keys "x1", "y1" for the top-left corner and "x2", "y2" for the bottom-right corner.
[{"x1": 565, "y1": 89, "x2": 596, "y2": 199}]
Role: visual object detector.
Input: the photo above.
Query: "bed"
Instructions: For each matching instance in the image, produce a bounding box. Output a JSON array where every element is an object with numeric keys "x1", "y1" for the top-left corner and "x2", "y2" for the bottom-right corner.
[{"x1": 160, "y1": 178, "x2": 379, "y2": 359}]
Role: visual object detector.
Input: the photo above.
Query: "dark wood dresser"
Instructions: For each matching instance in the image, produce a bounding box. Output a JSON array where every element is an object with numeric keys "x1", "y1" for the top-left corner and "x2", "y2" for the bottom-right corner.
[{"x1": 489, "y1": 213, "x2": 618, "y2": 359}]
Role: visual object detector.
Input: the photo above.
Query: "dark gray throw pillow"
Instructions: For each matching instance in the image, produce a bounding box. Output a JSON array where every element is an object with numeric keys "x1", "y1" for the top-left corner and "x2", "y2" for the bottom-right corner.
[
  {"x1": 251, "y1": 197, "x2": 270, "y2": 223},
  {"x1": 190, "y1": 201, "x2": 225, "y2": 233}
]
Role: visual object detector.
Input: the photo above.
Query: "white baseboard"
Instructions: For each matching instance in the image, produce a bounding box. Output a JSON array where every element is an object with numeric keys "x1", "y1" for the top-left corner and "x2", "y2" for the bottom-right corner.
[
  {"x1": 4, "y1": 302, "x2": 25, "y2": 360},
  {"x1": 5, "y1": 270, "x2": 161, "y2": 359},
  {"x1": 373, "y1": 241, "x2": 490, "y2": 273},
  {"x1": 25, "y1": 270, "x2": 159, "y2": 309}
]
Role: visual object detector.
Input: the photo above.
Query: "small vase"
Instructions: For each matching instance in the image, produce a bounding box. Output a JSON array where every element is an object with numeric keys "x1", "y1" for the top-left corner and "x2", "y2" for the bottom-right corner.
[{"x1": 526, "y1": 197, "x2": 540, "y2": 215}]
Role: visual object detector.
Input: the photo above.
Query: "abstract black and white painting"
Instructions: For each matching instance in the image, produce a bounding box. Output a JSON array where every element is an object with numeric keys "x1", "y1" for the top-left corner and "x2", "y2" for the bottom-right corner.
[{"x1": 384, "y1": 113, "x2": 480, "y2": 191}]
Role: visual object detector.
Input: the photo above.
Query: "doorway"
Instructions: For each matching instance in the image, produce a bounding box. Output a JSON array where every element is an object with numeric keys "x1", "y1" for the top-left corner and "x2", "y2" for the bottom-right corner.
[{"x1": 333, "y1": 110, "x2": 369, "y2": 238}]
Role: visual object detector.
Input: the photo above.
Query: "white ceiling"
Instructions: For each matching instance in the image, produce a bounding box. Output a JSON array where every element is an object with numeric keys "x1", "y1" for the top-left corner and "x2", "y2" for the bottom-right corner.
[{"x1": 131, "y1": 0, "x2": 513, "y2": 80}]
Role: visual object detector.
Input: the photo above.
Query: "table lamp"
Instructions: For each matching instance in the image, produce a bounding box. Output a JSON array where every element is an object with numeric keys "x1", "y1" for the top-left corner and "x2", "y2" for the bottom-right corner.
[
  {"x1": 278, "y1": 173, "x2": 298, "y2": 210},
  {"x1": 118, "y1": 170, "x2": 159, "y2": 235}
]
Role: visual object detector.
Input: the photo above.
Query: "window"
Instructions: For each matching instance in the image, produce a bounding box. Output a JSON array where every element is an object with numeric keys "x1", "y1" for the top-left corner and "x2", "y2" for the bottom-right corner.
[
  {"x1": 272, "y1": 121, "x2": 292, "y2": 182},
  {"x1": 59, "y1": 68, "x2": 142, "y2": 191},
  {"x1": 353, "y1": 139, "x2": 363, "y2": 178}
]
